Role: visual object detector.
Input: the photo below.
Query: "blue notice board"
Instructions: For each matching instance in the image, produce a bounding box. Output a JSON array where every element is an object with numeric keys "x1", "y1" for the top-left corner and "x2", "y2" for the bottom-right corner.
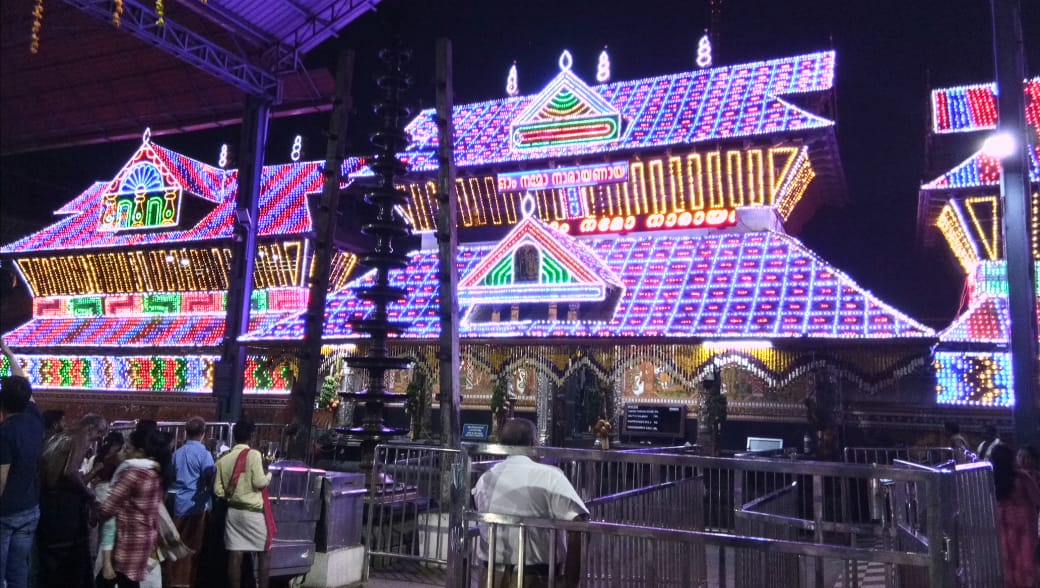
[{"x1": 462, "y1": 423, "x2": 489, "y2": 440}]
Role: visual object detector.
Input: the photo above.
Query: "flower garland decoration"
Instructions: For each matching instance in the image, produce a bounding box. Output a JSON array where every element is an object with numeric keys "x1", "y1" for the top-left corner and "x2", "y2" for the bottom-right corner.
[
  {"x1": 30, "y1": 0, "x2": 44, "y2": 54},
  {"x1": 155, "y1": 0, "x2": 165, "y2": 26},
  {"x1": 113, "y1": 0, "x2": 123, "y2": 27}
]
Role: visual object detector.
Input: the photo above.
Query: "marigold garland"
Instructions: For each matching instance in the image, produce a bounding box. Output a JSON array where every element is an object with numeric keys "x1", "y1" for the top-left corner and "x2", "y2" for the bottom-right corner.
[
  {"x1": 30, "y1": 0, "x2": 44, "y2": 54},
  {"x1": 155, "y1": 0, "x2": 164, "y2": 25},
  {"x1": 113, "y1": 0, "x2": 123, "y2": 27}
]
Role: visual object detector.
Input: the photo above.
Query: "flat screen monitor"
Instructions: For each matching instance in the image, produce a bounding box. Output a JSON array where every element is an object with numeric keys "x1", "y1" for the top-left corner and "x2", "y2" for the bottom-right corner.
[
  {"x1": 623, "y1": 404, "x2": 687, "y2": 439},
  {"x1": 746, "y1": 437, "x2": 784, "y2": 452}
]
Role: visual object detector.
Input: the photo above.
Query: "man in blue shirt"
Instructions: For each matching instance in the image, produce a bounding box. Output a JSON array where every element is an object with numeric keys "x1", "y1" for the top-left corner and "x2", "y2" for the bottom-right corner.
[
  {"x1": 0, "y1": 366, "x2": 44, "y2": 588},
  {"x1": 165, "y1": 417, "x2": 215, "y2": 588}
]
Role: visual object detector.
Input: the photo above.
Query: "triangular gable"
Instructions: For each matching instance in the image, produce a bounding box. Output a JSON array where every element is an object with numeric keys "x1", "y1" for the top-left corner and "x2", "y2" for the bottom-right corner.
[
  {"x1": 921, "y1": 146, "x2": 1040, "y2": 189},
  {"x1": 940, "y1": 296, "x2": 1009, "y2": 344},
  {"x1": 458, "y1": 206, "x2": 621, "y2": 305},
  {"x1": 99, "y1": 143, "x2": 186, "y2": 232},
  {"x1": 242, "y1": 231, "x2": 936, "y2": 343},
  {"x1": 510, "y1": 51, "x2": 623, "y2": 149}
]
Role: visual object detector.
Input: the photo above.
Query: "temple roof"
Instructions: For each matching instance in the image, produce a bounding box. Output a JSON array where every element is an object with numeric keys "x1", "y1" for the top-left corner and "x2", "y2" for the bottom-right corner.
[
  {"x1": 921, "y1": 147, "x2": 1040, "y2": 190},
  {"x1": 1, "y1": 312, "x2": 297, "y2": 349},
  {"x1": 1, "y1": 142, "x2": 366, "y2": 255},
  {"x1": 393, "y1": 51, "x2": 836, "y2": 172},
  {"x1": 243, "y1": 230, "x2": 934, "y2": 342},
  {"x1": 939, "y1": 294, "x2": 1040, "y2": 345}
]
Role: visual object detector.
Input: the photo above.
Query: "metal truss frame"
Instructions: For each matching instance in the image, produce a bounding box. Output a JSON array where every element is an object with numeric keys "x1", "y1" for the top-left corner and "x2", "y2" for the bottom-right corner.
[{"x1": 63, "y1": 0, "x2": 281, "y2": 99}]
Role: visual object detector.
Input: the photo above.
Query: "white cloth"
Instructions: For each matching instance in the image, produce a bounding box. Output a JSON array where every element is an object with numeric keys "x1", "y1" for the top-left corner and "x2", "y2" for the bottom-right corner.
[
  {"x1": 977, "y1": 438, "x2": 1003, "y2": 461},
  {"x1": 472, "y1": 455, "x2": 588, "y2": 566},
  {"x1": 225, "y1": 509, "x2": 268, "y2": 552}
]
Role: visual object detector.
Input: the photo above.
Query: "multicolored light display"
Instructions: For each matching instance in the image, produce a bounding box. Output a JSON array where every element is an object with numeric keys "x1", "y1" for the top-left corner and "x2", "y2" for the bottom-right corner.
[
  {"x1": 402, "y1": 146, "x2": 813, "y2": 232},
  {"x1": 400, "y1": 51, "x2": 836, "y2": 169},
  {"x1": 935, "y1": 351, "x2": 1013, "y2": 407},
  {"x1": 930, "y1": 79, "x2": 1039, "y2": 134},
  {"x1": 244, "y1": 229, "x2": 934, "y2": 342}
]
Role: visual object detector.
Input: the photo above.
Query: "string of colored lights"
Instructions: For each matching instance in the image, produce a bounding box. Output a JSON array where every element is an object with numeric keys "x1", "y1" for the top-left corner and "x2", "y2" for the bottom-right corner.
[
  {"x1": 400, "y1": 146, "x2": 811, "y2": 232},
  {"x1": 930, "y1": 79, "x2": 1039, "y2": 134},
  {"x1": 936, "y1": 204, "x2": 980, "y2": 274},
  {"x1": 400, "y1": 51, "x2": 835, "y2": 170},
  {"x1": 0, "y1": 354, "x2": 292, "y2": 394},
  {"x1": 27, "y1": 287, "x2": 309, "y2": 319},
  {"x1": 244, "y1": 230, "x2": 934, "y2": 342}
]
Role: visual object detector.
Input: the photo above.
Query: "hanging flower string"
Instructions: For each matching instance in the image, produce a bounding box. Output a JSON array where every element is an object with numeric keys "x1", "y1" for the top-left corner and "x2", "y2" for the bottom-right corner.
[
  {"x1": 155, "y1": 0, "x2": 164, "y2": 25},
  {"x1": 113, "y1": 0, "x2": 123, "y2": 27},
  {"x1": 30, "y1": 0, "x2": 43, "y2": 54}
]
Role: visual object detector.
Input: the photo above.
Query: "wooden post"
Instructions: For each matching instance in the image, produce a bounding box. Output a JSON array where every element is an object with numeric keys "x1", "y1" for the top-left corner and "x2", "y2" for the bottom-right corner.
[
  {"x1": 434, "y1": 38, "x2": 461, "y2": 449},
  {"x1": 290, "y1": 49, "x2": 354, "y2": 460}
]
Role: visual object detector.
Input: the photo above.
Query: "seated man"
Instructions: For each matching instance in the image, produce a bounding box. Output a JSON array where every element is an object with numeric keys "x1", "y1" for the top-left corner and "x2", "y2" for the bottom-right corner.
[{"x1": 472, "y1": 419, "x2": 588, "y2": 588}]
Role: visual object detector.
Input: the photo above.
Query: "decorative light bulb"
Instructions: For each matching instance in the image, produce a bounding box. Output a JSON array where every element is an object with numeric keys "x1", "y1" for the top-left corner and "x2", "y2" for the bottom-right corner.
[
  {"x1": 982, "y1": 131, "x2": 1016, "y2": 159},
  {"x1": 696, "y1": 34, "x2": 712, "y2": 68},
  {"x1": 596, "y1": 47, "x2": 610, "y2": 83},
  {"x1": 506, "y1": 62, "x2": 518, "y2": 97}
]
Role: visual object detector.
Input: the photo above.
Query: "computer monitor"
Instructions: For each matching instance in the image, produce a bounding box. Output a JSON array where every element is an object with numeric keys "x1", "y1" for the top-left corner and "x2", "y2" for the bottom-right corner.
[{"x1": 746, "y1": 436, "x2": 784, "y2": 452}]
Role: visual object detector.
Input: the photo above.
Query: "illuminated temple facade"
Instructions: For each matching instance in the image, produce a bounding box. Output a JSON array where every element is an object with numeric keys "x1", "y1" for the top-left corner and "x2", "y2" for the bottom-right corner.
[
  {"x1": 918, "y1": 78, "x2": 1040, "y2": 409},
  {"x1": 5, "y1": 49, "x2": 1017, "y2": 439}
]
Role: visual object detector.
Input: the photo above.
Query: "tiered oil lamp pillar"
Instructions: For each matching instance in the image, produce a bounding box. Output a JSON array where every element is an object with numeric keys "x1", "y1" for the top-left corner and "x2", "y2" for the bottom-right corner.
[{"x1": 340, "y1": 43, "x2": 414, "y2": 478}]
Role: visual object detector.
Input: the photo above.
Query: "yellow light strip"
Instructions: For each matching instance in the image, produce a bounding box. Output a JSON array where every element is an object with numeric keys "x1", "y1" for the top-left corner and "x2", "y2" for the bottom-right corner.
[
  {"x1": 963, "y1": 195, "x2": 1000, "y2": 260},
  {"x1": 937, "y1": 203, "x2": 980, "y2": 274}
]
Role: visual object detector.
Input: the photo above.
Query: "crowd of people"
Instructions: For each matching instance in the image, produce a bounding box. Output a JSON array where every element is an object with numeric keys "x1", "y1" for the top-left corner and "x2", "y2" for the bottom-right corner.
[{"x1": 0, "y1": 338, "x2": 275, "y2": 588}]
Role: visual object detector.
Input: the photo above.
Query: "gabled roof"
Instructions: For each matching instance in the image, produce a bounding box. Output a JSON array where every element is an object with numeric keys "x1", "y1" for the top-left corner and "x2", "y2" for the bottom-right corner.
[
  {"x1": 1, "y1": 312, "x2": 297, "y2": 349},
  {"x1": 939, "y1": 294, "x2": 1040, "y2": 344},
  {"x1": 458, "y1": 210, "x2": 622, "y2": 305},
  {"x1": 243, "y1": 230, "x2": 934, "y2": 342},
  {"x1": 1, "y1": 143, "x2": 366, "y2": 254},
  {"x1": 921, "y1": 146, "x2": 1040, "y2": 190},
  {"x1": 394, "y1": 51, "x2": 836, "y2": 172}
]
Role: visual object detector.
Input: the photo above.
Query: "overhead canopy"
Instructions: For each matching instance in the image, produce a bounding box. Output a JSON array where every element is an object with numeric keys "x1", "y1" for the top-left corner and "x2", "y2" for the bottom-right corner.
[{"x1": 1, "y1": 0, "x2": 380, "y2": 155}]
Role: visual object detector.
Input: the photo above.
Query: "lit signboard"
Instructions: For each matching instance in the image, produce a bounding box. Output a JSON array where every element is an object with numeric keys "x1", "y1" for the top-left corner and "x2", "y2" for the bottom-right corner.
[
  {"x1": 549, "y1": 209, "x2": 737, "y2": 235},
  {"x1": 497, "y1": 162, "x2": 629, "y2": 192}
]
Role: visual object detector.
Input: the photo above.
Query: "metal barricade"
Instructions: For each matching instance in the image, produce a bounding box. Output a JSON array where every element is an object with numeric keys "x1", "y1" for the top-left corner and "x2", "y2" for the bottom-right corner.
[
  {"x1": 457, "y1": 443, "x2": 997, "y2": 588},
  {"x1": 734, "y1": 482, "x2": 805, "y2": 588},
  {"x1": 585, "y1": 476, "x2": 706, "y2": 587},
  {"x1": 109, "y1": 420, "x2": 233, "y2": 451},
  {"x1": 366, "y1": 444, "x2": 469, "y2": 583}
]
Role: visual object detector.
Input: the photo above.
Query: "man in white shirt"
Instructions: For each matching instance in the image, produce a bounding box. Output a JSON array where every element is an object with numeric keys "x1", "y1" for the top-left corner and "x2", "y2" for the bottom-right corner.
[
  {"x1": 473, "y1": 419, "x2": 588, "y2": 588},
  {"x1": 976, "y1": 425, "x2": 1003, "y2": 462}
]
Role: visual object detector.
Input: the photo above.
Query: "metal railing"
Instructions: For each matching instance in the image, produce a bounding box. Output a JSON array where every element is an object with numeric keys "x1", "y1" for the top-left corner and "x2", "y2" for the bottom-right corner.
[
  {"x1": 109, "y1": 420, "x2": 233, "y2": 451},
  {"x1": 844, "y1": 446, "x2": 977, "y2": 466},
  {"x1": 365, "y1": 443, "x2": 1001, "y2": 587},
  {"x1": 365, "y1": 444, "x2": 469, "y2": 582}
]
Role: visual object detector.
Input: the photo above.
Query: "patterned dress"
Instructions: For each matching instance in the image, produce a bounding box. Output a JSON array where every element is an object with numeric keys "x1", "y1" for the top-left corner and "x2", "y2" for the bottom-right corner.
[
  {"x1": 98, "y1": 463, "x2": 163, "y2": 582},
  {"x1": 997, "y1": 472, "x2": 1040, "y2": 588}
]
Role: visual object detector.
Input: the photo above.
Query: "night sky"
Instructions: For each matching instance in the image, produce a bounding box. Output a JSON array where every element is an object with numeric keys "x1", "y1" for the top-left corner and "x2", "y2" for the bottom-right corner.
[{"x1": 1, "y1": 0, "x2": 1037, "y2": 330}]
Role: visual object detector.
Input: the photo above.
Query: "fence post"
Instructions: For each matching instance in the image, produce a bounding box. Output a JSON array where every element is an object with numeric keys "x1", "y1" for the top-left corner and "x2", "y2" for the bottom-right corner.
[{"x1": 927, "y1": 469, "x2": 955, "y2": 587}]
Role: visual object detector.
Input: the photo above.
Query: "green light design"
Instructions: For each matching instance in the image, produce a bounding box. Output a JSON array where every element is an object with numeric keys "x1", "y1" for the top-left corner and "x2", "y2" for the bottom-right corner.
[
  {"x1": 484, "y1": 257, "x2": 514, "y2": 286},
  {"x1": 541, "y1": 255, "x2": 573, "y2": 284},
  {"x1": 143, "y1": 293, "x2": 182, "y2": 313}
]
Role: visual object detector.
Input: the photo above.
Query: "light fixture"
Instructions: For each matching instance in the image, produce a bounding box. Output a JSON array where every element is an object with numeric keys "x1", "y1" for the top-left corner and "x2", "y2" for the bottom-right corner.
[{"x1": 982, "y1": 131, "x2": 1016, "y2": 159}]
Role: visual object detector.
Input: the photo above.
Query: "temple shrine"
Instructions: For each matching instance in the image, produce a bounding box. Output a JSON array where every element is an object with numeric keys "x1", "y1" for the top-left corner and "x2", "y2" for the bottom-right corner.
[{"x1": 3, "y1": 46, "x2": 1033, "y2": 444}]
